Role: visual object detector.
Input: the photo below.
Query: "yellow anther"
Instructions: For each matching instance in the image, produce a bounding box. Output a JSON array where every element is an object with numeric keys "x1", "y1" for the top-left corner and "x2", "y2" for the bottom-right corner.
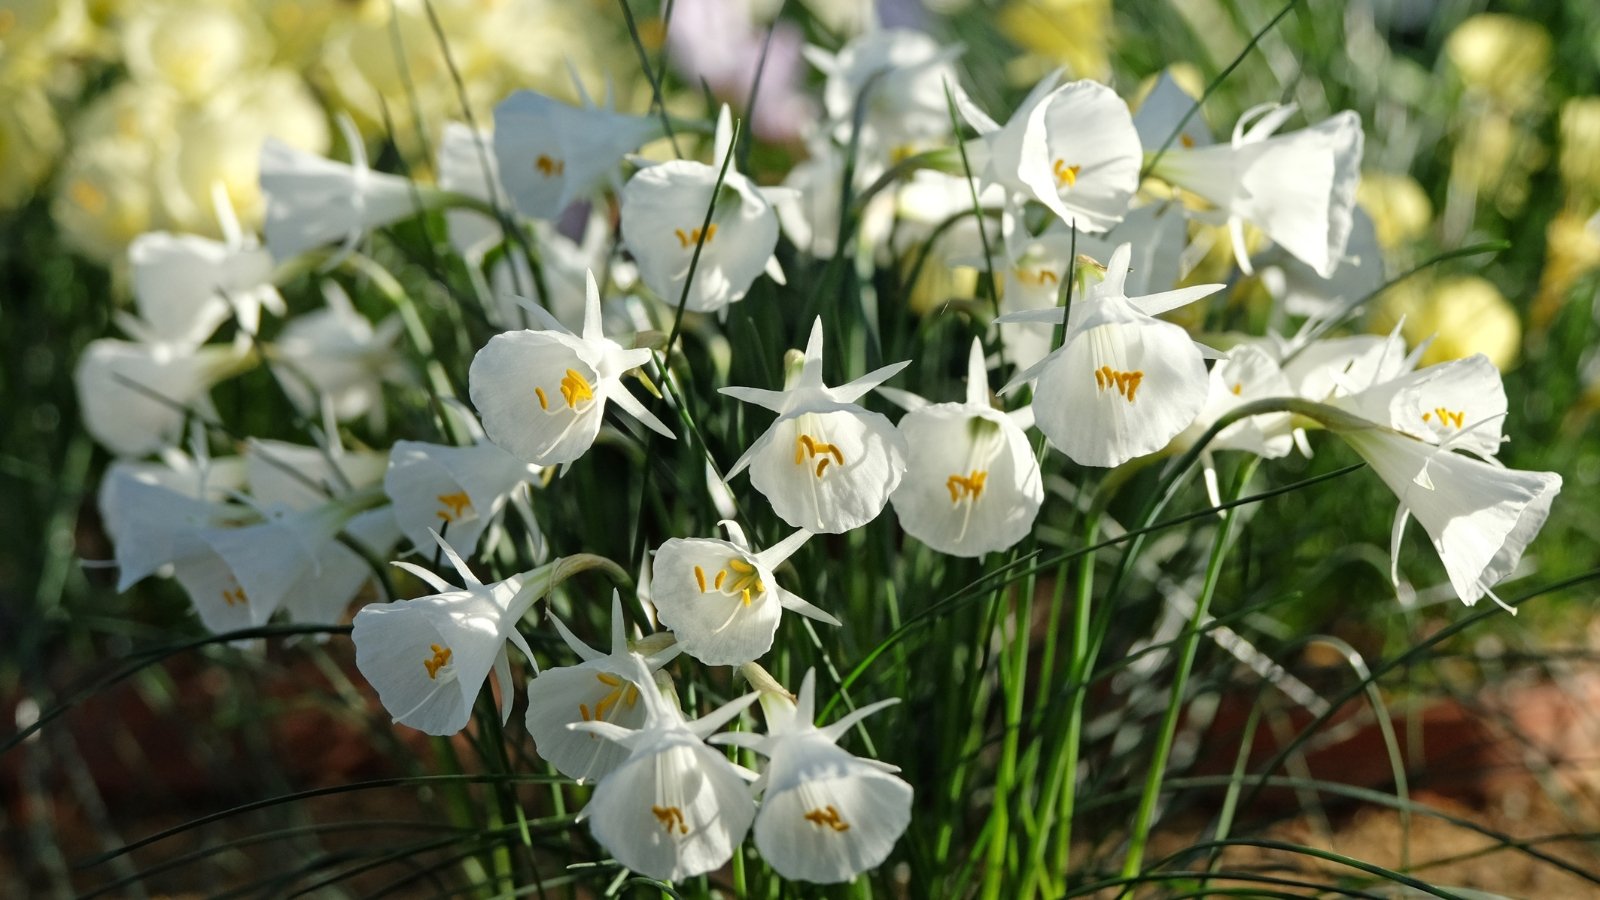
[
  {"x1": 535, "y1": 386, "x2": 549, "y2": 410},
  {"x1": 70, "y1": 179, "x2": 107, "y2": 216},
  {"x1": 816, "y1": 458, "x2": 830, "y2": 476},
  {"x1": 728, "y1": 558, "x2": 755, "y2": 574},
  {"x1": 579, "y1": 703, "x2": 592, "y2": 721},
  {"x1": 1053, "y1": 159, "x2": 1081, "y2": 188},
  {"x1": 535, "y1": 154, "x2": 564, "y2": 177},
  {"x1": 1422, "y1": 407, "x2": 1465, "y2": 428},
  {"x1": 713, "y1": 570, "x2": 726, "y2": 589},
  {"x1": 1093, "y1": 365, "x2": 1144, "y2": 402},
  {"x1": 946, "y1": 470, "x2": 988, "y2": 504},
  {"x1": 222, "y1": 587, "x2": 248, "y2": 607},
  {"x1": 559, "y1": 369, "x2": 594, "y2": 408},
  {"x1": 694, "y1": 565, "x2": 707, "y2": 593},
  {"x1": 1017, "y1": 268, "x2": 1060, "y2": 287},
  {"x1": 795, "y1": 434, "x2": 845, "y2": 477},
  {"x1": 596, "y1": 673, "x2": 622, "y2": 687},
  {"x1": 673, "y1": 224, "x2": 718, "y2": 248},
  {"x1": 435, "y1": 491, "x2": 472, "y2": 522},
  {"x1": 1231, "y1": 383, "x2": 1243, "y2": 396},
  {"x1": 741, "y1": 587, "x2": 752, "y2": 607},
  {"x1": 1180, "y1": 134, "x2": 1196, "y2": 149},
  {"x1": 803, "y1": 805, "x2": 850, "y2": 832},
  {"x1": 424, "y1": 644, "x2": 453, "y2": 679},
  {"x1": 652, "y1": 805, "x2": 689, "y2": 835}
]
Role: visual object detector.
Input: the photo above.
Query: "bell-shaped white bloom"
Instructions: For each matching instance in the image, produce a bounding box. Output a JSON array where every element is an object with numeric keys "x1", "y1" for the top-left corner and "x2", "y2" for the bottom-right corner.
[
  {"x1": 806, "y1": 29, "x2": 961, "y2": 157},
  {"x1": 572, "y1": 655, "x2": 760, "y2": 882},
  {"x1": 385, "y1": 439, "x2": 533, "y2": 558},
  {"x1": 959, "y1": 74, "x2": 1143, "y2": 232},
  {"x1": 1318, "y1": 411, "x2": 1560, "y2": 610},
  {"x1": 244, "y1": 437, "x2": 388, "y2": 511},
  {"x1": 492, "y1": 89, "x2": 662, "y2": 221},
  {"x1": 259, "y1": 117, "x2": 420, "y2": 262},
  {"x1": 1132, "y1": 70, "x2": 1214, "y2": 153},
  {"x1": 621, "y1": 107, "x2": 785, "y2": 314},
  {"x1": 271, "y1": 282, "x2": 412, "y2": 427},
  {"x1": 1149, "y1": 103, "x2": 1364, "y2": 278},
  {"x1": 773, "y1": 137, "x2": 893, "y2": 259},
  {"x1": 1277, "y1": 327, "x2": 1418, "y2": 406},
  {"x1": 887, "y1": 340, "x2": 1043, "y2": 557},
  {"x1": 469, "y1": 271, "x2": 674, "y2": 466},
  {"x1": 1258, "y1": 207, "x2": 1383, "y2": 318},
  {"x1": 98, "y1": 454, "x2": 248, "y2": 592},
  {"x1": 1334, "y1": 353, "x2": 1508, "y2": 460},
  {"x1": 353, "y1": 535, "x2": 558, "y2": 735},
  {"x1": 524, "y1": 591, "x2": 680, "y2": 784},
  {"x1": 712, "y1": 670, "x2": 912, "y2": 884},
  {"x1": 999, "y1": 243, "x2": 1223, "y2": 467},
  {"x1": 652, "y1": 526, "x2": 837, "y2": 665},
  {"x1": 1172, "y1": 343, "x2": 1296, "y2": 507},
  {"x1": 437, "y1": 122, "x2": 514, "y2": 262},
  {"x1": 75, "y1": 338, "x2": 246, "y2": 457},
  {"x1": 723, "y1": 318, "x2": 910, "y2": 533},
  {"x1": 128, "y1": 190, "x2": 282, "y2": 347}
]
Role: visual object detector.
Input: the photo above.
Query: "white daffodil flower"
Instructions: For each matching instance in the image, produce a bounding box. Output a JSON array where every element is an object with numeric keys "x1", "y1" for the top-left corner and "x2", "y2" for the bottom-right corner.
[
  {"x1": 571, "y1": 654, "x2": 760, "y2": 882},
  {"x1": 524, "y1": 591, "x2": 680, "y2": 784},
  {"x1": 652, "y1": 525, "x2": 837, "y2": 665},
  {"x1": 712, "y1": 669, "x2": 912, "y2": 884},
  {"x1": 722, "y1": 318, "x2": 910, "y2": 533},
  {"x1": 98, "y1": 453, "x2": 248, "y2": 592},
  {"x1": 128, "y1": 188, "x2": 282, "y2": 348},
  {"x1": 1334, "y1": 353, "x2": 1508, "y2": 460},
  {"x1": 352, "y1": 535, "x2": 564, "y2": 735},
  {"x1": 806, "y1": 29, "x2": 962, "y2": 159},
  {"x1": 259, "y1": 117, "x2": 419, "y2": 262},
  {"x1": 74, "y1": 338, "x2": 247, "y2": 457},
  {"x1": 1132, "y1": 70, "x2": 1214, "y2": 154},
  {"x1": 1314, "y1": 408, "x2": 1561, "y2": 611},
  {"x1": 1257, "y1": 207, "x2": 1383, "y2": 318},
  {"x1": 437, "y1": 122, "x2": 514, "y2": 263},
  {"x1": 271, "y1": 281, "x2": 412, "y2": 428},
  {"x1": 1277, "y1": 327, "x2": 1418, "y2": 406},
  {"x1": 1173, "y1": 344, "x2": 1296, "y2": 507},
  {"x1": 887, "y1": 339, "x2": 1043, "y2": 557},
  {"x1": 1149, "y1": 103, "x2": 1364, "y2": 278},
  {"x1": 468, "y1": 270, "x2": 674, "y2": 466},
  {"x1": 385, "y1": 439, "x2": 534, "y2": 558},
  {"x1": 492, "y1": 89, "x2": 662, "y2": 222},
  {"x1": 620, "y1": 106, "x2": 785, "y2": 315},
  {"x1": 998, "y1": 243, "x2": 1223, "y2": 468},
  {"x1": 958, "y1": 74, "x2": 1143, "y2": 232}
]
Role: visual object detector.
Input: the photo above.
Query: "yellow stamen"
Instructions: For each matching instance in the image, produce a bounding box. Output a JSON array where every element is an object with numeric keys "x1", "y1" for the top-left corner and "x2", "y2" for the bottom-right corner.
[
  {"x1": 222, "y1": 587, "x2": 248, "y2": 607},
  {"x1": 1053, "y1": 159, "x2": 1081, "y2": 188},
  {"x1": 946, "y1": 470, "x2": 988, "y2": 504},
  {"x1": 435, "y1": 491, "x2": 472, "y2": 522},
  {"x1": 795, "y1": 434, "x2": 846, "y2": 477},
  {"x1": 713, "y1": 570, "x2": 726, "y2": 590},
  {"x1": 673, "y1": 224, "x2": 718, "y2": 248},
  {"x1": 693, "y1": 565, "x2": 707, "y2": 593},
  {"x1": 596, "y1": 673, "x2": 622, "y2": 687},
  {"x1": 803, "y1": 805, "x2": 850, "y2": 832},
  {"x1": 1422, "y1": 407, "x2": 1465, "y2": 428},
  {"x1": 1016, "y1": 267, "x2": 1060, "y2": 287},
  {"x1": 535, "y1": 154, "x2": 564, "y2": 177},
  {"x1": 535, "y1": 386, "x2": 549, "y2": 410},
  {"x1": 424, "y1": 644, "x2": 452, "y2": 679},
  {"x1": 816, "y1": 458, "x2": 830, "y2": 476},
  {"x1": 728, "y1": 558, "x2": 755, "y2": 574},
  {"x1": 652, "y1": 805, "x2": 689, "y2": 835},
  {"x1": 1093, "y1": 366, "x2": 1144, "y2": 402},
  {"x1": 1180, "y1": 134, "x2": 1196, "y2": 149},
  {"x1": 741, "y1": 587, "x2": 752, "y2": 607},
  {"x1": 579, "y1": 703, "x2": 592, "y2": 721},
  {"x1": 1231, "y1": 383, "x2": 1243, "y2": 396},
  {"x1": 559, "y1": 369, "x2": 594, "y2": 408}
]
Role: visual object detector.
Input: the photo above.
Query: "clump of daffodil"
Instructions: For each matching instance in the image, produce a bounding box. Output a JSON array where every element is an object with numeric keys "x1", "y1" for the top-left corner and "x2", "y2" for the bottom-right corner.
[
  {"x1": 1373, "y1": 275, "x2": 1521, "y2": 370},
  {"x1": 1357, "y1": 172, "x2": 1433, "y2": 251}
]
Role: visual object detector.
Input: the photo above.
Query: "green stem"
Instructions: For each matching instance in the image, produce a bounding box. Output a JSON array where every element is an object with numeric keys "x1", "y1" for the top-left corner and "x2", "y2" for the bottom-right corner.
[
  {"x1": 1049, "y1": 512, "x2": 1100, "y2": 883},
  {"x1": 1119, "y1": 459, "x2": 1258, "y2": 884}
]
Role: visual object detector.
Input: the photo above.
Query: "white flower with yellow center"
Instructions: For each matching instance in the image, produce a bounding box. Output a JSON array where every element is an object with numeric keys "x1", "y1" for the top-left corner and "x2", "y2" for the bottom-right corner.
[
  {"x1": 999, "y1": 243, "x2": 1223, "y2": 467},
  {"x1": 958, "y1": 74, "x2": 1143, "y2": 232},
  {"x1": 74, "y1": 338, "x2": 247, "y2": 457},
  {"x1": 652, "y1": 525, "x2": 837, "y2": 665},
  {"x1": 468, "y1": 270, "x2": 674, "y2": 466},
  {"x1": 723, "y1": 318, "x2": 910, "y2": 533},
  {"x1": 492, "y1": 89, "x2": 662, "y2": 222},
  {"x1": 620, "y1": 107, "x2": 786, "y2": 315},
  {"x1": 887, "y1": 339, "x2": 1043, "y2": 557},
  {"x1": 524, "y1": 591, "x2": 680, "y2": 784},
  {"x1": 712, "y1": 669, "x2": 912, "y2": 884},
  {"x1": 353, "y1": 535, "x2": 566, "y2": 736},
  {"x1": 385, "y1": 439, "x2": 535, "y2": 559},
  {"x1": 1335, "y1": 353, "x2": 1508, "y2": 460},
  {"x1": 1148, "y1": 103, "x2": 1364, "y2": 278},
  {"x1": 571, "y1": 655, "x2": 760, "y2": 882}
]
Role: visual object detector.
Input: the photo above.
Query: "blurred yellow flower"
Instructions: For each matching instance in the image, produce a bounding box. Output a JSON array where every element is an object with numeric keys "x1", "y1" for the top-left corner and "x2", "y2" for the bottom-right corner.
[
  {"x1": 1450, "y1": 109, "x2": 1545, "y2": 217},
  {"x1": 0, "y1": 81, "x2": 63, "y2": 211},
  {"x1": 1374, "y1": 275, "x2": 1520, "y2": 370},
  {"x1": 120, "y1": 1, "x2": 268, "y2": 101},
  {"x1": 53, "y1": 137, "x2": 157, "y2": 264},
  {"x1": 1533, "y1": 211, "x2": 1600, "y2": 328},
  {"x1": 998, "y1": 0, "x2": 1112, "y2": 84},
  {"x1": 1356, "y1": 172, "x2": 1431, "y2": 249},
  {"x1": 1559, "y1": 96, "x2": 1600, "y2": 208},
  {"x1": 1444, "y1": 14, "x2": 1550, "y2": 111}
]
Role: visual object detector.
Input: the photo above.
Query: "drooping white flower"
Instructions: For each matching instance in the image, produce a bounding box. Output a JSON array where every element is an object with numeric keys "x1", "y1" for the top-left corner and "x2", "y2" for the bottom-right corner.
[
  {"x1": 958, "y1": 74, "x2": 1143, "y2": 232},
  {"x1": 1315, "y1": 409, "x2": 1560, "y2": 610},
  {"x1": 1149, "y1": 103, "x2": 1364, "y2": 278},
  {"x1": 98, "y1": 453, "x2": 248, "y2": 592},
  {"x1": 259, "y1": 117, "x2": 420, "y2": 262},
  {"x1": 620, "y1": 107, "x2": 785, "y2": 314},
  {"x1": 524, "y1": 591, "x2": 680, "y2": 784},
  {"x1": 385, "y1": 439, "x2": 533, "y2": 559},
  {"x1": 1334, "y1": 353, "x2": 1508, "y2": 460},
  {"x1": 887, "y1": 339, "x2": 1043, "y2": 557},
  {"x1": 1257, "y1": 207, "x2": 1383, "y2": 318},
  {"x1": 271, "y1": 281, "x2": 412, "y2": 427},
  {"x1": 353, "y1": 535, "x2": 566, "y2": 735},
  {"x1": 571, "y1": 655, "x2": 759, "y2": 882},
  {"x1": 492, "y1": 89, "x2": 662, "y2": 221},
  {"x1": 806, "y1": 29, "x2": 962, "y2": 158},
  {"x1": 74, "y1": 338, "x2": 246, "y2": 457},
  {"x1": 999, "y1": 243, "x2": 1223, "y2": 467},
  {"x1": 652, "y1": 525, "x2": 837, "y2": 665},
  {"x1": 722, "y1": 318, "x2": 910, "y2": 533},
  {"x1": 712, "y1": 669, "x2": 912, "y2": 884},
  {"x1": 468, "y1": 270, "x2": 674, "y2": 466}
]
